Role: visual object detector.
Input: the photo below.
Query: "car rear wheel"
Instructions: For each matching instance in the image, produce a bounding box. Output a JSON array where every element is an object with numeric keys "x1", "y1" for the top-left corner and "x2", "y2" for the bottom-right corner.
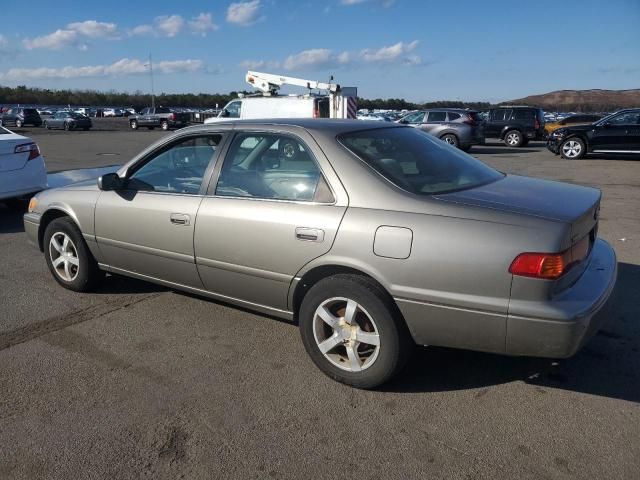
[
  {"x1": 560, "y1": 137, "x2": 586, "y2": 159},
  {"x1": 504, "y1": 130, "x2": 523, "y2": 147},
  {"x1": 130, "y1": 120, "x2": 138, "y2": 130},
  {"x1": 64, "y1": 122, "x2": 74, "y2": 131},
  {"x1": 441, "y1": 133, "x2": 459, "y2": 148},
  {"x1": 44, "y1": 217, "x2": 104, "y2": 292},
  {"x1": 44, "y1": 121, "x2": 51, "y2": 130},
  {"x1": 15, "y1": 119, "x2": 23, "y2": 128},
  {"x1": 299, "y1": 274, "x2": 412, "y2": 389},
  {"x1": 160, "y1": 120, "x2": 169, "y2": 131}
]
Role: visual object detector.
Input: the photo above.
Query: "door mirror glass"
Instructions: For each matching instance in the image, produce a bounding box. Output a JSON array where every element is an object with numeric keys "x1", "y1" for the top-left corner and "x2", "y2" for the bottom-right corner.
[{"x1": 98, "y1": 172, "x2": 123, "y2": 191}]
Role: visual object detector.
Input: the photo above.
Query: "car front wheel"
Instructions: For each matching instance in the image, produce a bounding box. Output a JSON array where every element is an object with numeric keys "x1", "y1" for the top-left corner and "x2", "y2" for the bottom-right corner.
[
  {"x1": 130, "y1": 120, "x2": 138, "y2": 130},
  {"x1": 299, "y1": 274, "x2": 412, "y2": 389},
  {"x1": 440, "y1": 133, "x2": 459, "y2": 148},
  {"x1": 560, "y1": 137, "x2": 586, "y2": 159},
  {"x1": 44, "y1": 217, "x2": 104, "y2": 292}
]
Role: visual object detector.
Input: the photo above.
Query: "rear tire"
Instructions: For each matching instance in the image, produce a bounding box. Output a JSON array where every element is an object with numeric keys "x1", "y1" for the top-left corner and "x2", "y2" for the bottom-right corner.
[
  {"x1": 299, "y1": 274, "x2": 413, "y2": 389},
  {"x1": 44, "y1": 121, "x2": 51, "y2": 130},
  {"x1": 43, "y1": 217, "x2": 104, "y2": 292},
  {"x1": 440, "y1": 133, "x2": 459, "y2": 148},
  {"x1": 560, "y1": 137, "x2": 586, "y2": 160},
  {"x1": 130, "y1": 120, "x2": 138, "y2": 130},
  {"x1": 15, "y1": 119, "x2": 23, "y2": 128},
  {"x1": 160, "y1": 120, "x2": 169, "y2": 131},
  {"x1": 504, "y1": 130, "x2": 523, "y2": 147}
]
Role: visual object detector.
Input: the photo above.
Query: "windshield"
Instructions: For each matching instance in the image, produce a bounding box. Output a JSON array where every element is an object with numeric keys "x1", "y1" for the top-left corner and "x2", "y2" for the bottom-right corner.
[{"x1": 339, "y1": 127, "x2": 503, "y2": 195}]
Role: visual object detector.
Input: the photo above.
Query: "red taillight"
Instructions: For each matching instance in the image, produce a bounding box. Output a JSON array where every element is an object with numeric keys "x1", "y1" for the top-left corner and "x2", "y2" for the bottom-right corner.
[
  {"x1": 463, "y1": 114, "x2": 476, "y2": 126},
  {"x1": 169, "y1": 113, "x2": 176, "y2": 121},
  {"x1": 15, "y1": 142, "x2": 40, "y2": 161},
  {"x1": 534, "y1": 118, "x2": 540, "y2": 130},
  {"x1": 509, "y1": 236, "x2": 591, "y2": 280}
]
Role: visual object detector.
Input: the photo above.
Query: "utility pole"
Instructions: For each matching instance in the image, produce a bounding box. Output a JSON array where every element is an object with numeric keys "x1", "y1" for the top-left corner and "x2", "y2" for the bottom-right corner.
[{"x1": 147, "y1": 53, "x2": 155, "y2": 109}]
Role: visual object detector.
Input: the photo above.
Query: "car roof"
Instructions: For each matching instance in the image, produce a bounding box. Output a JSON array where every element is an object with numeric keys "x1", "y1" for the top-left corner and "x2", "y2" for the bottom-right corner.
[
  {"x1": 180, "y1": 118, "x2": 405, "y2": 135},
  {"x1": 421, "y1": 108, "x2": 475, "y2": 113}
]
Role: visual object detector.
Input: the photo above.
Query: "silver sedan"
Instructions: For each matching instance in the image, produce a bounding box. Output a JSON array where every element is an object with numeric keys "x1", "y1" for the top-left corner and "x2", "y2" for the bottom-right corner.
[{"x1": 24, "y1": 120, "x2": 617, "y2": 388}]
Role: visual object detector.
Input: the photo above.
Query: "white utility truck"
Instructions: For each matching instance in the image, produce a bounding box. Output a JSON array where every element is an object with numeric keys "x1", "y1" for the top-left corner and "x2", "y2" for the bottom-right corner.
[{"x1": 204, "y1": 71, "x2": 357, "y2": 124}]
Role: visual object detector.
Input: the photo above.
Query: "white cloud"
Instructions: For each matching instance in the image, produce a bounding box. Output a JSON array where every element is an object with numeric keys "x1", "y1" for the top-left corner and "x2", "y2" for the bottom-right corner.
[
  {"x1": 0, "y1": 58, "x2": 204, "y2": 81},
  {"x1": 240, "y1": 59, "x2": 281, "y2": 70},
  {"x1": 155, "y1": 15, "x2": 185, "y2": 37},
  {"x1": 361, "y1": 40, "x2": 420, "y2": 64},
  {"x1": 23, "y1": 29, "x2": 78, "y2": 50},
  {"x1": 188, "y1": 13, "x2": 218, "y2": 36},
  {"x1": 227, "y1": 0, "x2": 262, "y2": 26},
  {"x1": 130, "y1": 24, "x2": 153, "y2": 36},
  {"x1": 66, "y1": 20, "x2": 118, "y2": 38},
  {"x1": 283, "y1": 49, "x2": 333, "y2": 70},
  {"x1": 341, "y1": 0, "x2": 395, "y2": 6}
]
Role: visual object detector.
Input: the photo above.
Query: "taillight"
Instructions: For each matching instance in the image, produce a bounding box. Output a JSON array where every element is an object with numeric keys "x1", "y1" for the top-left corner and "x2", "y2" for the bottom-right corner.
[
  {"x1": 534, "y1": 118, "x2": 540, "y2": 130},
  {"x1": 169, "y1": 113, "x2": 176, "y2": 121},
  {"x1": 509, "y1": 235, "x2": 590, "y2": 280},
  {"x1": 14, "y1": 142, "x2": 40, "y2": 161},
  {"x1": 463, "y1": 114, "x2": 476, "y2": 126}
]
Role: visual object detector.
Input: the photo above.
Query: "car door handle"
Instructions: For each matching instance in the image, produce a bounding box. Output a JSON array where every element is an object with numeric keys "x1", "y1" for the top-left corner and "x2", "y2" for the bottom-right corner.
[
  {"x1": 295, "y1": 227, "x2": 324, "y2": 242},
  {"x1": 170, "y1": 213, "x2": 191, "y2": 226}
]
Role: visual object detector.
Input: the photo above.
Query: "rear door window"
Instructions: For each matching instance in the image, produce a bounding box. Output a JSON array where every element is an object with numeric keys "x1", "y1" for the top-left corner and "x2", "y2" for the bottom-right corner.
[
  {"x1": 512, "y1": 109, "x2": 535, "y2": 120},
  {"x1": 426, "y1": 111, "x2": 447, "y2": 123},
  {"x1": 401, "y1": 111, "x2": 425, "y2": 124},
  {"x1": 491, "y1": 109, "x2": 511, "y2": 121},
  {"x1": 447, "y1": 112, "x2": 461, "y2": 121}
]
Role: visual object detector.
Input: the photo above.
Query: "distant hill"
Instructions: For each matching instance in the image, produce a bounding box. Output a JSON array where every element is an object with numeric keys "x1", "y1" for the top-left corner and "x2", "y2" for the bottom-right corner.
[{"x1": 508, "y1": 89, "x2": 640, "y2": 112}]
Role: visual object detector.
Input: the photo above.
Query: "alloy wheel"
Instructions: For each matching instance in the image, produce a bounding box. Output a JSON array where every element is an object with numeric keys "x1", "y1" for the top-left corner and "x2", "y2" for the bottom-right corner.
[
  {"x1": 312, "y1": 297, "x2": 381, "y2": 372},
  {"x1": 49, "y1": 232, "x2": 80, "y2": 281},
  {"x1": 562, "y1": 140, "x2": 582, "y2": 158},
  {"x1": 506, "y1": 132, "x2": 520, "y2": 146}
]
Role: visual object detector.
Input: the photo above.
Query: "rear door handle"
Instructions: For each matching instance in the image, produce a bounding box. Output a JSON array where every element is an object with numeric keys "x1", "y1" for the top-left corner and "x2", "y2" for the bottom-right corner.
[
  {"x1": 170, "y1": 213, "x2": 191, "y2": 226},
  {"x1": 295, "y1": 227, "x2": 324, "y2": 242}
]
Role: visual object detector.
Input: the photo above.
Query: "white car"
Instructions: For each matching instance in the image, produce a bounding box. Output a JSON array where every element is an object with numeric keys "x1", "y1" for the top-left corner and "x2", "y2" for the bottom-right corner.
[{"x1": 0, "y1": 126, "x2": 47, "y2": 202}]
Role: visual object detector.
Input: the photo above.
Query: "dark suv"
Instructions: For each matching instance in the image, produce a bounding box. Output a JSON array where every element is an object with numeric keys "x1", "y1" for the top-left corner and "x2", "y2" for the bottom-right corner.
[
  {"x1": 0, "y1": 107, "x2": 43, "y2": 128},
  {"x1": 546, "y1": 108, "x2": 640, "y2": 159},
  {"x1": 483, "y1": 106, "x2": 545, "y2": 147}
]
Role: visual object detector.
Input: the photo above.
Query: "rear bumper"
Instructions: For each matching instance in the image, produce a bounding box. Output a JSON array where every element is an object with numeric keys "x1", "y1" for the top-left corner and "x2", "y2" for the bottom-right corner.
[
  {"x1": 506, "y1": 239, "x2": 617, "y2": 357},
  {"x1": 0, "y1": 157, "x2": 47, "y2": 201}
]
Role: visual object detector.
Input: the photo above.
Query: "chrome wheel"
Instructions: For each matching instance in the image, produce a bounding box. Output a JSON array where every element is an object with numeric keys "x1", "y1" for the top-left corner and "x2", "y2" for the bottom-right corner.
[
  {"x1": 442, "y1": 134, "x2": 457, "y2": 146},
  {"x1": 506, "y1": 132, "x2": 520, "y2": 146},
  {"x1": 312, "y1": 297, "x2": 381, "y2": 372},
  {"x1": 49, "y1": 232, "x2": 79, "y2": 281},
  {"x1": 562, "y1": 140, "x2": 582, "y2": 158}
]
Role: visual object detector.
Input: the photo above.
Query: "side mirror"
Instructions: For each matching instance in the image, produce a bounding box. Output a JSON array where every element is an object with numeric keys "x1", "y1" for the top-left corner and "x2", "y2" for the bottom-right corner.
[
  {"x1": 221, "y1": 109, "x2": 230, "y2": 118},
  {"x1": 601, "y1": 121, "x2": 612, "y2": 128},
  {"x1": 98, "y1": 172, "x2": 123, "y2": 191},
  {"x1": 399, "y1": 119, "x2": 409, "y2": 124}
]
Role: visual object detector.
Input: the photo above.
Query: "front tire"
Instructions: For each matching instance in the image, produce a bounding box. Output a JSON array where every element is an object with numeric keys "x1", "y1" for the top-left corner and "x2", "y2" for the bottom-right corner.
[
  {"x1": 299, "y1": 274, "x2": 412, "y2": 389},
  {"x1": 43, "y1": 217, "x2": 104, "y2": 292},
  {"x1": 504, "y1": 130, "x2": 523, "y2": 147},
  {"x1": 440, "y1": 133, "x2": 459, "y2": 148},
  {"x1": 560, "y1": 137, "x2": 586, "y2": 159}
]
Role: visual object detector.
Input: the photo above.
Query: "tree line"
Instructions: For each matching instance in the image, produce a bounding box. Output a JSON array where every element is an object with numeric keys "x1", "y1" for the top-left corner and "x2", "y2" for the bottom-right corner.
[{"x1": 0, "y1": 85, "x2": 632, "y2": 112}]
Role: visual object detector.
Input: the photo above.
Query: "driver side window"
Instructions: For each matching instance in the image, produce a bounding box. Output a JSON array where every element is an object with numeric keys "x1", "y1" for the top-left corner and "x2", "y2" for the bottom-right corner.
[{"x1": 128, "y1": 135, "x2": 221, "y2": 194}]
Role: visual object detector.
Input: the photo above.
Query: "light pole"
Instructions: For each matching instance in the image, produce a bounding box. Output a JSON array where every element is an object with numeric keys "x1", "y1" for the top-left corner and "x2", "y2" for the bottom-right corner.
[{"x1": 145, "y1": 53, "x2": 155, "y2": 109}]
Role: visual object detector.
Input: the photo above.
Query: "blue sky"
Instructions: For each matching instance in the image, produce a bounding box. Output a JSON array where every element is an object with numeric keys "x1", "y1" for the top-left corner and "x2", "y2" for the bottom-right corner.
[{"x1": 0, "y1": 0, "x2": 638, "y2": 102}]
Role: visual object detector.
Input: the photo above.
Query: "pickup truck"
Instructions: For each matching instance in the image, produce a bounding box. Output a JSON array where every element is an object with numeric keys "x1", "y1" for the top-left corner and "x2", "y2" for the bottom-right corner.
[{"x1": 129, "y1": 107, "x2": 190, "y2": 131}]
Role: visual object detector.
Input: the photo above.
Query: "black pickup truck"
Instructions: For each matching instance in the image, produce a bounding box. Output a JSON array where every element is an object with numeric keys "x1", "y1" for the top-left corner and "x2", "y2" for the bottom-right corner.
[{"x1": 129, "y1": 107, "x2": 190, "y2": 131}]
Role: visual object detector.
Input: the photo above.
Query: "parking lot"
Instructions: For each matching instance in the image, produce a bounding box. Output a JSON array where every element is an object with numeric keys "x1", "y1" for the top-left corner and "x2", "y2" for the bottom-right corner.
[{"x1": 1, "y1": 118, "x2": 639, "y2": 479}]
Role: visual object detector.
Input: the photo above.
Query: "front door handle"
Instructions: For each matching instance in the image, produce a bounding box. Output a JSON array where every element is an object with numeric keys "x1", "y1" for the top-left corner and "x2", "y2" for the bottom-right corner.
[
  {"x1": 170, "y1": 213, "x2": 191, "y2": 226},
  {"x1": 295, "y1": 227, "x2": 324, "y2": 242}
]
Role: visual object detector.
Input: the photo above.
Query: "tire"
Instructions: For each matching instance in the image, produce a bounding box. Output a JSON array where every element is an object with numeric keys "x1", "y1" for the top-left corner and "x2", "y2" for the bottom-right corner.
[
  {"x1": 560, "y1": 137, "x2": 586, "y2": 160},
  {"x1": 160, "y1": 120, "x2": 169, "y2": 131},
  {"x1": 440, "y1": 133, "x2": 459, "y2": 148},
  {"x1": 15, "y1": 119, "x2": 23, "y2": 128},
  {"x1": 43, "y1": 217, "x2": 104, "y2": 292},
  {"x1": 130, "y1": 120, "x2": 138, "y2": 130},
  {"x1": 299, "y1": 274, "x2": 413, "y2": 389},
  {"x1": 64, "y1": 122, "x2": 75, "y2": 131},
  {"x1": 504, "y1": 130, "x2": 523, "y2": 147},
  {"x1": 44, "y1": 121, "x2": 51, "y2": 130}
]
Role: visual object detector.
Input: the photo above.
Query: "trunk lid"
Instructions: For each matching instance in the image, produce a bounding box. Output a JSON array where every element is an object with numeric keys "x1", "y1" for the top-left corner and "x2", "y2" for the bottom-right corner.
[
  {"x1": 436, "y1": 174, "x2": 600, "y2": 247},
  {"x1": 0, "y1": 131, "x2": 32, "y2": 172}
]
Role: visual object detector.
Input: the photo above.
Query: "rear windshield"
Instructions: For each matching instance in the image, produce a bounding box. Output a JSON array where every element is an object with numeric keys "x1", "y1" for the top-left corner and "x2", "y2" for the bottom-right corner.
[{"x1": 339, "y1": 127, "x2": 503, "y2": 195}]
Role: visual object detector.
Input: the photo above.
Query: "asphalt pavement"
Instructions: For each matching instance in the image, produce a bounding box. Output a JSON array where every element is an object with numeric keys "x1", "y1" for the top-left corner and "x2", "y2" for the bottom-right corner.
[{"x1": 1, "y1": 119, "x2": 639, "y2": 479}]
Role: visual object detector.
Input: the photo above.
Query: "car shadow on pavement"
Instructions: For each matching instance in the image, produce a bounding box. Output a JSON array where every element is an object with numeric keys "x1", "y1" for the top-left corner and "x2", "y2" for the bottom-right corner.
[
  {"x1": 472, "y1": 147, "x2": 540, "y2": 155},
  {"x1": 0, "y1": 203, "x2": 27, "y2": 234},
  {"x1": 385, "y1": 262, "x2": 640, "y2": 404}
]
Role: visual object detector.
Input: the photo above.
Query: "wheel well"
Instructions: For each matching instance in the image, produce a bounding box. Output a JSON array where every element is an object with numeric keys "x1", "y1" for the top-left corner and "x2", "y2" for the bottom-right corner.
[
  {"x1": 439, "y1": 132, "x2": 458, "y2": 140},
  {"x1": 292, "y1": 265, "x2": 401, "y2": 322},
  {"x1": 500, "y1": 127, "x2": 521, "y2": 139},
  {"x1": 38, "y1": 209, "x2": 71, "y2": 251}
]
